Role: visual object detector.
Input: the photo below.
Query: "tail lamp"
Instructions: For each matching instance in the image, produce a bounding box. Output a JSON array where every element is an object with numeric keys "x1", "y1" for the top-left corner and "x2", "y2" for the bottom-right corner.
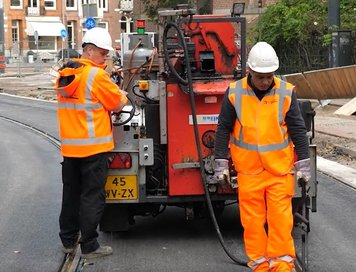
[{"x1": 108, "y1": 153, "x2": 132, "y2": 169}]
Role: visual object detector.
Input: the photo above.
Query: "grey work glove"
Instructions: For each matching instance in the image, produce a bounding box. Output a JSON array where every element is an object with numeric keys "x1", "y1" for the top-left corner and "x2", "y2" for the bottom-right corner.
[
  {"x1": 295, "y1": 158, "x2": 311, "y2": 183},
  {"x1": 214, "y1": 159, "x2": 230, "y2": 185}
]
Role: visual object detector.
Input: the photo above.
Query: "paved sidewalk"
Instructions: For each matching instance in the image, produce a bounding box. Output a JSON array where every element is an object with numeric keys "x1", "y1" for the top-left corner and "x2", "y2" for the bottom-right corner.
[
  {"x1": 315, "y1": 115, "x2": 356, "y2": 141},
  {"x1": 314, "y1": 99, "x2": 356, "y2": 189},
  {"x1": 0, "y1": 62, "x2": 54, "y2": 78},
  {"x1": 318, "y1": 157, "x2": 356, "y2": 189}
]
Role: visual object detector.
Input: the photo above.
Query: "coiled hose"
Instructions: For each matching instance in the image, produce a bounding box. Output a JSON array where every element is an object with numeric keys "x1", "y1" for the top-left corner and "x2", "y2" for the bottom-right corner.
[{"x1": 163, "y1": 21, "x2": 248, "y2": 267}]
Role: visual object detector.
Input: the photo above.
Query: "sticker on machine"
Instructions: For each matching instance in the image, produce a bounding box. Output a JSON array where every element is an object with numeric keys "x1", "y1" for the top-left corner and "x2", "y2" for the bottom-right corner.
[{"x1": 188, "y1": 114, "x2": 219, "y2": 125}]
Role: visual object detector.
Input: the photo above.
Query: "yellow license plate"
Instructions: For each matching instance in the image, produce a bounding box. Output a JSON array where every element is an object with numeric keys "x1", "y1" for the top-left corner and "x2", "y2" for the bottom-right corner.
[{"x1": 105, "y1": 176, "x2": 138, "y2": 200}]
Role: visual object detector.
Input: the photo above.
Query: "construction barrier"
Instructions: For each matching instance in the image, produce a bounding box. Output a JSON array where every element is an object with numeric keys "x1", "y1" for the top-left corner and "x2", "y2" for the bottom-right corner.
[{"x1": 283, "y1": 65, "x2": 356, "y2": 99}]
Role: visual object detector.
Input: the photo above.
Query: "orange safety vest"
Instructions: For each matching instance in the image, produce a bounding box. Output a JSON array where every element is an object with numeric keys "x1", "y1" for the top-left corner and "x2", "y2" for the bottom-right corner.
[
  {"x1": 55, "y1": 58, "x2": 127, "y2": 158},
  {"x1": 228, "y1": 77, "x2": 294, "y2": 175}
]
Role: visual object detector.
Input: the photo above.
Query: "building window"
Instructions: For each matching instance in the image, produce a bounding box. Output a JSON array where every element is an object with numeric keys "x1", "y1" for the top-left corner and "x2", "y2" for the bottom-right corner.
[
  {"x1": 45, "y1": 0, "x2": 56, "y2": 9},
  {"x1": 28, "y1": 0, "x2": 38, "y2": 8},
  {"x1": 10, "y1": 0, "x2": 23, "y2": 9},
  {"x1": 67, "y1": 21, "x2": 76, "y2": 49},
  {"x1": 66, "y1": 0, "x2": 77, "y2": 10},
  {"x1": 120, "y1": 16, "x2": 133, "y2": 33},
  {"x1": 12, "y1": 20, "x2": 20, "y2": 43},
  {"x1": 98, "y1": 0, "x2": 108, "y2": 11},
  {"x1": 82, "y1": 0, "x2": 97, "y2": 4},
  {"x1": 83, "y1": 21, "x2": 107, "y2": 36},
  {"x1": 28, "y1": 36, "x2": 56, "y2": 51},
  {"x1": 97, "y1": 21, "x2": 108, "y2": 30}
]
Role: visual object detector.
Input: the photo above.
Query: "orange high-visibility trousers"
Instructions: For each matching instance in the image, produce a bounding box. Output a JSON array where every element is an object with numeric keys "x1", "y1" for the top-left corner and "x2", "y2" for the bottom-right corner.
[
  {"x1": 270, "y1": 259, "x2": 295, "y2": 271},
  {"x1": 238, "y1": 170, "x2": 295, "y2": 271},
  {"x1": 248, "y1": 260, "x2": 270, "y2": 271}
]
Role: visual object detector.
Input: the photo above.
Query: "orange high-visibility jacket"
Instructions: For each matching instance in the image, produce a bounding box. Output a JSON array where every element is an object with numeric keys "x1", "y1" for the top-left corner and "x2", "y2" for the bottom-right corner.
[
  {"x1": 55, "y1": 58, "x2": 127, "y2": 158},
  {"x1": 228, "y1": 77, "x2": 294, "y2": 175}
]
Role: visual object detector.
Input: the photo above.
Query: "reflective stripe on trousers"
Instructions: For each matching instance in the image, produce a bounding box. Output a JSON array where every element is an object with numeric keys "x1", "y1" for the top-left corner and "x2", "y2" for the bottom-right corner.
[
  {"x1": 269, "y1": 255, "x2": 294, "y2": 271},
  {"x1": 248, "y1": 256, "x2": 269, "y2": 271}
]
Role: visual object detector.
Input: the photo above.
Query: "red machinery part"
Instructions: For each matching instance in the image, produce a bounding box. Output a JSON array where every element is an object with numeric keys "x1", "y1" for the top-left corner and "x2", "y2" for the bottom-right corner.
[
  {"x1": 167, "y1": 83, "x2": 222, "y2": 196},
  {"x1": 183, "y1": 15, "x2": 239, "y2": 75}
]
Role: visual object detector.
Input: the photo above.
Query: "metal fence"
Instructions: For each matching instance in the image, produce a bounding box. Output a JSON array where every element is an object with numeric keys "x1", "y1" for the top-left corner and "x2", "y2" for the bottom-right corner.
[
  {"x1": 278, "y1": 53, "x2": 329, "y2": 75},
  {"x1": 275, "y1": 39, "x2": 330, "y2": 75},
  {"x1": 275, "y1": 32, "x2": 355, "y2": 75}
]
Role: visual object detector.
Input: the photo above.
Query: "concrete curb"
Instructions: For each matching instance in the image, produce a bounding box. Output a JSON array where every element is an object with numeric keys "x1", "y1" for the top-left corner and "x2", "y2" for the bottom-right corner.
[
  {"x1": 0, "y1": 73, "x2": 43, "y2": 78},
  {"x1": 317, "y1": 156, "x2": 356, "y2": 189},
  {"x1": 334, "y1": 144, "x2": 356, "y2": 158},
  {"x1": 0, "y1": 92, "x2": 57, "y2": 103}
]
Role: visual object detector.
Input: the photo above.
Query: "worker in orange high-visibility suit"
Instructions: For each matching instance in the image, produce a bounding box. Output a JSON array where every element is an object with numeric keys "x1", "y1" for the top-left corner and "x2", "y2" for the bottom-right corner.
[
  {"x1": 214, "y1": 42, "x2": 311, "y2": 271},
  {"x1": 55, "y1": 27, "x2": 127, "y2": 259}
]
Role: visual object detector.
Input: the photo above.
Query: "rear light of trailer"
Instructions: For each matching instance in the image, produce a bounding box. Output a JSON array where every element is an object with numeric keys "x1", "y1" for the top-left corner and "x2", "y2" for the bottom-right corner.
[{"x1": 108, "y1": 153, "x2": 132, "y2": 169}]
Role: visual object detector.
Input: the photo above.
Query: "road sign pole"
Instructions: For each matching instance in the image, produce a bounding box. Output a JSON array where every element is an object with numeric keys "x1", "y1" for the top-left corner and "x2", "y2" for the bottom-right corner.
[
  {"x1": 60, "y1": 29, "x2": 67, "y2": 59},
  {"x1": 34, "y1": 30, "x2": 39, "y2": 64}
]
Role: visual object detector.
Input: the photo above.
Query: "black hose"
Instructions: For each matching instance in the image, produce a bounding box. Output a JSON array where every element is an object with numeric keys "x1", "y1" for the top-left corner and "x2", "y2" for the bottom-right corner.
[
  {"x1": 112, "y1": 95, "x2": 136, "y2": 126},
  {"x1": 163, "y1": 21, "x2": 248, "y2": 267},
  {"x1": 162, "y1": 23, "x2": 189, "y2": 86}
]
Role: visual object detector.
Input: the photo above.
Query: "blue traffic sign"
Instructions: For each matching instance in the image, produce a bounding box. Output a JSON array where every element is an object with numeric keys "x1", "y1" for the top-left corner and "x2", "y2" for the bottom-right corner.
[
  {"x1": 60, "y1": 29, "x2": 67, "y2": 39},
  {"x1": 85, "y1": 18, "x2": 96, "y2": 30}
]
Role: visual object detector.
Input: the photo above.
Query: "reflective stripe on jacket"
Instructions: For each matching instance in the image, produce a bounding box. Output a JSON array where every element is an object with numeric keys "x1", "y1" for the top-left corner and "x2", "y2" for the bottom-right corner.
[
  {"x1": 56, "y1": 58, "x2": 127, "y2": 157},
  {"x1": 228, "y1": 77, "x2": 294, "y2": 175}
]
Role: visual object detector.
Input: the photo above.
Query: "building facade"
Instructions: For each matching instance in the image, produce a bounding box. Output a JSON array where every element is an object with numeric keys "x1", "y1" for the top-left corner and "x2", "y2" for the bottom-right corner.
[
  {"x1": 2, "y1": 0, "x2": 275, "y2": 63},
  {"x1": 2, "y1": 0, "x2": 124, "y2": 62}
]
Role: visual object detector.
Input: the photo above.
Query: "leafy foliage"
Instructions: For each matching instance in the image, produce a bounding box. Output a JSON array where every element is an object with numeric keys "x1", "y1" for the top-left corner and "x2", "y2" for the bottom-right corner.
[
  {"x1": 251, "y1": 0, "x2": 355, "y2": 73},
  {"x1": 197, "y1": 0, "x2": 213, "y2": 15}
]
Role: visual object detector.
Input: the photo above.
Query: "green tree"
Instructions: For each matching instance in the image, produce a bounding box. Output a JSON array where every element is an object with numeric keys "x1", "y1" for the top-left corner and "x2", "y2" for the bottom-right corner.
[
  {"x1": 197, "y1": 0, "x2": 213, "y2": 15},
  {"x1": 251, "y1": 0, "x2": 355, "y2": 73}
]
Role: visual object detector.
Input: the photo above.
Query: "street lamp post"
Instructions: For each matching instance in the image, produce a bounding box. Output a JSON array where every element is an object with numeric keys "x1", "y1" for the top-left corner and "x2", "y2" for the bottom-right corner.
[
  {"x1": 258, "y1": 0, "x2": 263, "y2": 40},
  {"x1": 328, "y1": 0, "x2": 340, "y2": 67}
]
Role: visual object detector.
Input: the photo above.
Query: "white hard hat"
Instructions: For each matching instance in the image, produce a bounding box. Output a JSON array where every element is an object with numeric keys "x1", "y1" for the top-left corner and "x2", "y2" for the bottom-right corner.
[
  {"x1": 247, "y1": 42, "x2": 279, "y2": 73},
  {"x1": 82, "y1": 27, "x2": 114, "y2": 51}
]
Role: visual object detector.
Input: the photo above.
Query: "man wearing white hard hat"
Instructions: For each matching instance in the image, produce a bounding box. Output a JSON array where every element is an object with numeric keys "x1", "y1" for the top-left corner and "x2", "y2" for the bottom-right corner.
[
  {"x1": 214, "y1": 42, "x2": 310, "y2": 271},
  {"x1": 56, "y1": 27, "x2": 127, "y2": 259}
]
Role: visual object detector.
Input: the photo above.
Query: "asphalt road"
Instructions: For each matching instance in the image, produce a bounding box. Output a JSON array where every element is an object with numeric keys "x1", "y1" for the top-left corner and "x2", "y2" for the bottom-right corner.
[
  {"x1": 308, "y1": 173, "x2": 356, "y2": 272},
  {"x1": 0, "y1": 95, "x2": 355, "y2": 272},
  {"x1": 0, "y1": 118, "x2": 63, "y2": 271}
]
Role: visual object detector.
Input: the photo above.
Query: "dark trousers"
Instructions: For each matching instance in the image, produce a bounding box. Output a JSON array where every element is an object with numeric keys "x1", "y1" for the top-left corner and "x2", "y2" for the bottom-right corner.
[{"x1": 59, "y1": 153, "x2": 108, "y2": 254}]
